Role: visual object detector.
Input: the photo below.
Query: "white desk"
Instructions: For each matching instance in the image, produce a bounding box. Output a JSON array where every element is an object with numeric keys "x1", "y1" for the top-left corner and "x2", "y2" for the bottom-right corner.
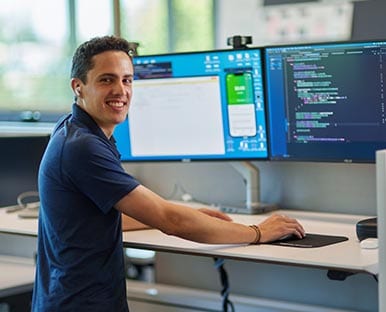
[
  {"x1": 0, "y1": 206, "x2": 378, "y2": 275},
  {"x1": 122, "y1": 209, "x2": 379, "y2": 276}
]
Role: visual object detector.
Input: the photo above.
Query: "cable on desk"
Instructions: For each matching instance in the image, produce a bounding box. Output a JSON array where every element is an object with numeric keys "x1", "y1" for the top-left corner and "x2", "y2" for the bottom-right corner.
[{"x1": 213, "y1": 257, "x2": 235, "y2": 312}]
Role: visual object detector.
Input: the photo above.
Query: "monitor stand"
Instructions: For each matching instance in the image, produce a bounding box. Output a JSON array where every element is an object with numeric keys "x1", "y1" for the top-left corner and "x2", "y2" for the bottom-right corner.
[{"x1": 220, "y1": 161, "x2": 277, "y2": 214}]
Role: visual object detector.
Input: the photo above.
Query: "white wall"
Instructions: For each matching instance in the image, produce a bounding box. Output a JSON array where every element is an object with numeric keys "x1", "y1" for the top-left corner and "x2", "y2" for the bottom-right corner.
[
  {"x1": 215, "y1": 0, "x2": 354, "y2": 48},
  {"x1": 124, "y1": 161, "x2": 376, "y2": 216}
]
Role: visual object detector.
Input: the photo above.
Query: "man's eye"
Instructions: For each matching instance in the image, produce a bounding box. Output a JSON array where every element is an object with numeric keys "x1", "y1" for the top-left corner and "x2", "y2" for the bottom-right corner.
[
  {"x1": 101, "y1": 78, "x2": 112, "y2": 83},
  {"x1": 123, "y1": 78, "x2": 133, "y2": 84}
]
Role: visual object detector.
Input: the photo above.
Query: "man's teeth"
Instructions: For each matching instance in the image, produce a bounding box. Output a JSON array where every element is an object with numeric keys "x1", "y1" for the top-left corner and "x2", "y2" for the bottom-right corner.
[{"x1": 108, "y1": 102, "x2": 124, "y2": 107}]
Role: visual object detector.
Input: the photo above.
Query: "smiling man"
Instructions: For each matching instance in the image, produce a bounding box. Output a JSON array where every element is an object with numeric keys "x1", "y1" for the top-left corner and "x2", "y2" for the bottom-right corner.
[{"x1": 31, "y1": 36, "x2": 304, "y2": 311}]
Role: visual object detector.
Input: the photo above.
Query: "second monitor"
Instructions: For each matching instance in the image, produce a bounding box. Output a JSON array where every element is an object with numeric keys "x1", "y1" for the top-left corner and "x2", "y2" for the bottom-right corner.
[{"x1": 265, "y1": 40, "x2": 386, "y2": 163}]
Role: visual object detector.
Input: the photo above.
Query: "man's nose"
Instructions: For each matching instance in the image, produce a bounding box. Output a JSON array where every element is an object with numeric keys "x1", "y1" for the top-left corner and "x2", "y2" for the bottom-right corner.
[{"x1": 113, "y1": 81, "x2": 126, "y2": 94}]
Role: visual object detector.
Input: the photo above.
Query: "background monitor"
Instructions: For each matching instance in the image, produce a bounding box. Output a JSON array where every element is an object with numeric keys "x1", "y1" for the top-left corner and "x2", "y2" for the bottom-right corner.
[
  {"x1": 114, "y1": 48, "x2": 268, "y2": 162},
  {"x1": 0, "y1": 135, "x2": 49, "y2": 207},
  {"x1": 265, "y1": 40, "x2": 386, "y2": 163}
]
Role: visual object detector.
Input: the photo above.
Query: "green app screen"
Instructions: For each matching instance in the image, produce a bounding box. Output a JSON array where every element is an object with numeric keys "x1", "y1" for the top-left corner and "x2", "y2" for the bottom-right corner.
[{"x1": 226, "y1": 73, "x2": 254, "y2": 105}]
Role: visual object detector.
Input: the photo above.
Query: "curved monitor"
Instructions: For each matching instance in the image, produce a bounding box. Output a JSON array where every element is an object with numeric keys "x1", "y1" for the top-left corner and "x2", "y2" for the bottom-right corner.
[
  {"x1": 265, "y1": 40, "x2": 386, "y2": 163},
  {"x1": 114, "y1": 48, "x2": 268, "y2": 162}
]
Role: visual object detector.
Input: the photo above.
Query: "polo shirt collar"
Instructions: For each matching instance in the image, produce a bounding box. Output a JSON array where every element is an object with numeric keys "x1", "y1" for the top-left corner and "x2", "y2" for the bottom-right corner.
[
  {"x1": 71, "y1": 104, "x2": 121, "y2": 158},
  {"x1": 71, "y1": 103, "x2": 108, "y2": 139}
]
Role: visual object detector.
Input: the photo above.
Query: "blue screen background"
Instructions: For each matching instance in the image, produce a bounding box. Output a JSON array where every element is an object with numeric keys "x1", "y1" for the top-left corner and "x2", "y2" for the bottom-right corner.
[{"x1": 114, "y1": 48, "x2": 268, "y2": 162}]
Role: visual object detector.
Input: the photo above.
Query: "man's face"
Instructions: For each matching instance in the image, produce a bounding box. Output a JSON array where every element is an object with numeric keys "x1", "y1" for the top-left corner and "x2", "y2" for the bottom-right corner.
[{"x1": 73, "y1": 50, "x2": 134, "y2": 138}]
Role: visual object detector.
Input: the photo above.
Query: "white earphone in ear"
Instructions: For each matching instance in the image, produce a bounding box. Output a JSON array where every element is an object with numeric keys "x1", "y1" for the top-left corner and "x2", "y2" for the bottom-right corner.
[{"x1": 75, "y1": 87, "x2": 81, "y2": 96}]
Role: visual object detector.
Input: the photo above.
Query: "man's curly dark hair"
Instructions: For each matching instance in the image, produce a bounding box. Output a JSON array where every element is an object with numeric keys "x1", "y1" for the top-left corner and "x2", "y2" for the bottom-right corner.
[{"x1": 71, "y1": 35, "x2": 132, "y2": 83}]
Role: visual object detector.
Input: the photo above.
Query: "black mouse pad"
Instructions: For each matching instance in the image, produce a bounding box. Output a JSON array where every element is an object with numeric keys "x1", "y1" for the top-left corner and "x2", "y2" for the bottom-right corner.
[{"x1": 270, "y1": 233, "x2": 349, "y2": 248}]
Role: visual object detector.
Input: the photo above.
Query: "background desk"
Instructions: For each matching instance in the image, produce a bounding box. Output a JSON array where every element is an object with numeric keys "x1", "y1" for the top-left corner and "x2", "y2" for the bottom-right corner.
[
  {"x1": 0, "y1": 206, "x2": 38, "y2": 237},
  {"x1": 0, "y1": 207, "x2": 37, "y2": 311},
  {"x1": 0, "y1": 255, "x2": 35, "y2": 297}
]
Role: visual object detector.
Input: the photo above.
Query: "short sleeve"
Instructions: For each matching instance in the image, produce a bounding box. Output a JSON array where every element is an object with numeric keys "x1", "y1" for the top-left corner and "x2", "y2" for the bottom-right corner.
[{"x1": 62, "y1": 134, "x2": 139, "y2": 214}]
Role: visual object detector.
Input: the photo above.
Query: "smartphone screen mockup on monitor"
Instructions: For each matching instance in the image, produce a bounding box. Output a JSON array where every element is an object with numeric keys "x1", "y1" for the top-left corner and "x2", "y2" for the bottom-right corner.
[{"x1": 226, "y1": 72, "x2": 257, "y2": 138}]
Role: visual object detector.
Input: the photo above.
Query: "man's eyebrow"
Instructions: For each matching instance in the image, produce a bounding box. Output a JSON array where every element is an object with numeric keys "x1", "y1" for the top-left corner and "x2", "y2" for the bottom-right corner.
[
  {"x1": 98, "y1": 73, "x2": 133, "y2": 78},
  {"x1": 98, "y1": 73, "x2": 117, "y2": 78}
]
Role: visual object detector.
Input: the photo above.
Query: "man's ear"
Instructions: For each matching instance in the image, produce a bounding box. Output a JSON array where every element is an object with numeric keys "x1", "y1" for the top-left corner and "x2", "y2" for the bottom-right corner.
[{"x1": 71, "y1": 79, "x2": 82, "y2": 97}]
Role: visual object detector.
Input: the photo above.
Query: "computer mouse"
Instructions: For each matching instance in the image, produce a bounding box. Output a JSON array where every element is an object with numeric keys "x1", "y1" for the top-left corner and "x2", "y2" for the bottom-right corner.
[
  {"x1": 278, "y1": 233, "x2": 305, "y2": 241},
  {"x1": 359, "y1": 238, "x2": 378, "y2": 249},
  {"x1": 279, "y1": 234, "x2": 295, "y2": 241}
]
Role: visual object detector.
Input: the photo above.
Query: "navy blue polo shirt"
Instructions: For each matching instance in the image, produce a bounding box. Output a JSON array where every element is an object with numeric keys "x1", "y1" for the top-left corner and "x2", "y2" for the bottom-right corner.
[{"x1": 32, "y1": 104, "x2": 139, "y2": 311}]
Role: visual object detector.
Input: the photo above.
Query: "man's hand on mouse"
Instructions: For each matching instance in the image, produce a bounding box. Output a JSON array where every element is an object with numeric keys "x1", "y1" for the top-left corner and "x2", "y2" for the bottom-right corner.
[{"x1": 257, "y1": 214, "x2": 305, "y2": 243}]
